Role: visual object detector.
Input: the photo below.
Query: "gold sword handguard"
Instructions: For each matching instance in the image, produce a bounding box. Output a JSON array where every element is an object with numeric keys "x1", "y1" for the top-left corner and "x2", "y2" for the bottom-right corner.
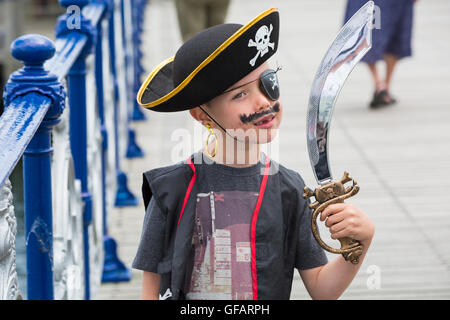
[{"x1": 302, "y1": 171, "x2": 364, "y2": 264}]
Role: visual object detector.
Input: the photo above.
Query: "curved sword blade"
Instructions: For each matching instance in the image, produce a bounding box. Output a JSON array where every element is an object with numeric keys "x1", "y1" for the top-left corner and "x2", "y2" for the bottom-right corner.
[{"x1": 306, "y1": 1, "x2": 374, "y2": 185}]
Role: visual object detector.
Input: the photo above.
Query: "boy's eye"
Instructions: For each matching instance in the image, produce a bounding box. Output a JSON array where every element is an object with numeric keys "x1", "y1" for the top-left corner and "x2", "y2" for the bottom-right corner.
[{"x1": 232, "y1": 91, "x2": 246, "y2": 100}]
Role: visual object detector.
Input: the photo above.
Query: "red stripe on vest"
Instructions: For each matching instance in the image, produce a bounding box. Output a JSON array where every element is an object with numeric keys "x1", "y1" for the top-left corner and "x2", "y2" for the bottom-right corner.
[
  {"x1": 177, "y1": 157, "x2": 196, "y2": 230},
  {"x1": 251, "y1": 155, "x2": 270, "y2": 300}
]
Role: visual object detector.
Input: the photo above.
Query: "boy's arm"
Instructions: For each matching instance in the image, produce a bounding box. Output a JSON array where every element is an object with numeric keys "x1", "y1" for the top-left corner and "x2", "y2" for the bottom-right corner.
[
  {"x1": 299, "y1": 238, "x2": 372, "y2": 300},
  {"x1": 133, "y1": 194, "x2": 166, "y2": 300},
  {"x1": 299, "y1": 203, "x2": 374, "y2": 300},
  {"x1": 142, "y1": 271, "x2": 161, "y2": 300}
]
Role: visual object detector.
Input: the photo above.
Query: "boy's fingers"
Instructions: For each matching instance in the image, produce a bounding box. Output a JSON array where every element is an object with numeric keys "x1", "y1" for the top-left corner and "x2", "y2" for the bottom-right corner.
[
  {"x1": 330, "y1": 229, "x2": 350, "y2": 240},
  {"x1": 328, "y1": 220, "x2": 347, "y2": 234},
  {"x1": 324, "y1": 211, "x2": 346, "y2": 228},
  {"x1": 320, "y1": 203, "x2": 347, "y2": 221}
]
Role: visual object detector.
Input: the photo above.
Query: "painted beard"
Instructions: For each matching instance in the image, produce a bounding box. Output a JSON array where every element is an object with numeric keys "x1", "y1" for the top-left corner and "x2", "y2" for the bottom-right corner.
[{"x1": 239, "y1": 102, "x2": 280, "y2": 125}]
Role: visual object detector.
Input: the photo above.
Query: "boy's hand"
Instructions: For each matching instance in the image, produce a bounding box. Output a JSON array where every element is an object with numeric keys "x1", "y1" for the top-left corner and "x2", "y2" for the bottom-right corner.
[{"x1": 320, "y1": 203, "x2": 375, "y2": 246}]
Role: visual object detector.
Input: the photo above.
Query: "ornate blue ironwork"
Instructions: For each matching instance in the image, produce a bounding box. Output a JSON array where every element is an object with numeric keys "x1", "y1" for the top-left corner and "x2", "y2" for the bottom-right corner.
[
  {"x1": 93, "y1": 0, "x2": 132, "y2": 283},
  {"x1": 0, "y1": 0, "x2": 149, "y2": 300},
  {"x1": 4, "y1": 34, "x2": 66, "y2": 300},
  {"x1": 3, "y1": 35, "x2": 65, "y2": 113},
  {"x1": 1, "y1": 34, "x2": 65, "y2": 188},
  {"x1": 58, "y1": 0, "x2": 98, "y2": 300}
]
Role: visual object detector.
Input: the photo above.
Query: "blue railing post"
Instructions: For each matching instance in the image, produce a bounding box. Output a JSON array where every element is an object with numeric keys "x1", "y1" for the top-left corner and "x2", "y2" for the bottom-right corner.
[
  {"x1": 108, "y1": 0, "x2": 138, "y2": 207},
  {"x1": 121, "y1": 0, "x2": 144, "y2": 159},
  {"x1": 93, "y1": 0, "x2": 110, "y2": 239},
  {"x1": 131, "y1": 0, "x2": 146, "y2": 121},
  {"x1": 94, "y1": 0, "x2": 132, "y2": 283},
  {"x1": 3, "y1": 34, "x2": 66, "y2": 300},
  {"x1": 56, "y1": 0, "x2": 97, "y2": 300}
]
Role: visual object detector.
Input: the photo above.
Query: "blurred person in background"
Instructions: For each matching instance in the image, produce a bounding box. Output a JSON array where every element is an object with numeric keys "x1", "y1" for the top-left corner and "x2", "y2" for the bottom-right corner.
[
  {"x1": 175, "y1": 0, "x2": 230, "y2": 42},
  {"x1": 344, "y1": 0, "x2": 416, "y2": 109}
]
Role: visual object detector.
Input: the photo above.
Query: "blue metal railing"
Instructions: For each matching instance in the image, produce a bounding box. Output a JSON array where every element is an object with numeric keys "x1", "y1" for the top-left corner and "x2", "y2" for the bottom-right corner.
[{"x1": 0, "y1": 0, "x2": 147, "y2": 300}]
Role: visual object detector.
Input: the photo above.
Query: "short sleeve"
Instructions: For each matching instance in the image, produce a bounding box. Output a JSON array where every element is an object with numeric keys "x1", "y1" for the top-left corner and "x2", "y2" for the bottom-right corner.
[
  {"x1": 132, "y1": 196, "x2": 167, "y2": 273},
  {"x1": 294, "y1": 197, "x2": 328, "y2": 270}
]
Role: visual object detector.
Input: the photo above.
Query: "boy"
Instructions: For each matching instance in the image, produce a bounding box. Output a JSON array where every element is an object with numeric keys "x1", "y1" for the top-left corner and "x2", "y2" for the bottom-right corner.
[{"x1": 133, "y1": 8, "x2": 374, "y2": 300}]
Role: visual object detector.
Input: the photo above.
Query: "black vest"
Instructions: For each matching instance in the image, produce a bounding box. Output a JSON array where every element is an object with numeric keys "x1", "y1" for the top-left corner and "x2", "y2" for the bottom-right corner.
[{"x1": 142, "y1": 157, "x2": 313, "y2": 300}]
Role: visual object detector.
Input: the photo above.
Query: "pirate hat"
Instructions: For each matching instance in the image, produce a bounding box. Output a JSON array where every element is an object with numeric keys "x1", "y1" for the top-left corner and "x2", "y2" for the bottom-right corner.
[{"x1": 137, "y1": 8, "x2": 279, "y2": 112}]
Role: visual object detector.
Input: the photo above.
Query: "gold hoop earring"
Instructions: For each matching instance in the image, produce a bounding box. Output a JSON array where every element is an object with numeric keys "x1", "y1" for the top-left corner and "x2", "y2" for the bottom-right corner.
[{"x1": 205, "y1": 124, "x2": 218, "y2": 158}]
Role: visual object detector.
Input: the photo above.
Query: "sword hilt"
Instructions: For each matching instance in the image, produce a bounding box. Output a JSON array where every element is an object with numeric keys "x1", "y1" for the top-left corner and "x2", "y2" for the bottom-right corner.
[{"x1": 302, "y1": 171, "x2": 363, "y2": 264}]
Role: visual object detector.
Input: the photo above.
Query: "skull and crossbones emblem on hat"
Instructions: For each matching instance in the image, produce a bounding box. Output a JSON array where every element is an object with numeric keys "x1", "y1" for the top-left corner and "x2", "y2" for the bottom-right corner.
[{"x1": 248, "y1": 24, "x2": 275, "y2": 66}]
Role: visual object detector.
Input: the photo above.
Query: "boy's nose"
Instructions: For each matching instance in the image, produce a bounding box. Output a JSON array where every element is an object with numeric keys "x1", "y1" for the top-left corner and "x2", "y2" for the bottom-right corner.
[{"x1": 254, "y1": 88, "x2": 272, "y2": 112}]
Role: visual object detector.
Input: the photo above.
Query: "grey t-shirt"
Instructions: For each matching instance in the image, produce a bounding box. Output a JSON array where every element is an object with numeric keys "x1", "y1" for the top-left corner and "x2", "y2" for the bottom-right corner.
[{"x1": 132, "y1": 153, "x2": 328, "y2": 294}]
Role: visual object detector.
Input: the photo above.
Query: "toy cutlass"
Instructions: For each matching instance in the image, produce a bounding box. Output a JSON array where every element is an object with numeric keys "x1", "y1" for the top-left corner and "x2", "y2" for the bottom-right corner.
[{"x1": 302, "y1": 1, "x2": 374, "y2": 264}]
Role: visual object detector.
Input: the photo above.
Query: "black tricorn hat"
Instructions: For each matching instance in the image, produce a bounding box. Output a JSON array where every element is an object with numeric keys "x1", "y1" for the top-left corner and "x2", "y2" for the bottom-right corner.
[{"x1": 137, "y1": 8, "x2": 279, "y2": 112}]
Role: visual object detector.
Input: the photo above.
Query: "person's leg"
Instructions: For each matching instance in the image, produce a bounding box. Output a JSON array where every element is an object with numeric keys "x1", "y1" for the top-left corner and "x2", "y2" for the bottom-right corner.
[
  {"x1": 205, "y1": 0, "x2": 230, "y2": 28},
  {"x1": 384, "y1": 53, "x2": 398, "y2": 101},
  {"x1": 367, "y1": 62, "x2": 386, "y2": 93},
  {"x1": 368, "y1": 61, "x2": 393, "y2": 108},
  {"x1": 382, "y1": 0, "x2": 414, "y2": 103},
  {"x1": 175, "y1": 0, "x2": 207, "y2": 42}
]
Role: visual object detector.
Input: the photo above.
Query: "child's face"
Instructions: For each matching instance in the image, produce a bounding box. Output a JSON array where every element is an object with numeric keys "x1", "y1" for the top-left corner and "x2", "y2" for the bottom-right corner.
[{"x1": 200, "y1": 62, "x2": 283, "y2": 144}]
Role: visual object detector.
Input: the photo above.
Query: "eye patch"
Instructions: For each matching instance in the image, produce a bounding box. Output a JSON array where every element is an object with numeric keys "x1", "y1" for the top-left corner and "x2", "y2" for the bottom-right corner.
[
  {"x1": 259, "y1": 69, "x2": 280, "y2": 101},
  {"x1": 222, "y1": 67, "x2": 281, "y2": 101}
]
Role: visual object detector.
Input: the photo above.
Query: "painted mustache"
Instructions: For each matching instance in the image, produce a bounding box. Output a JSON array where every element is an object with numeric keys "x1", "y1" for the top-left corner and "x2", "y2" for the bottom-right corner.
[{"x1": 239, "y1": 102, "x2": 280, "y2": 124}]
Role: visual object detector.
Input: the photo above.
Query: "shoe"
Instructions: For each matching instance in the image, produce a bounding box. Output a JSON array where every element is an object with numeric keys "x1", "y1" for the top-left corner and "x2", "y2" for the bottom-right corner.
[{"x1": 369, "y1": 89, "x2": 396, "y2": 109}]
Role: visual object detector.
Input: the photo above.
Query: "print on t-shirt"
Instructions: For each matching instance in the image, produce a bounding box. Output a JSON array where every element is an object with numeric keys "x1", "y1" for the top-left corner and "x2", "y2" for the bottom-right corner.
[{"x1": 186, "y1": 190, "x2": 258, "y2": 300}]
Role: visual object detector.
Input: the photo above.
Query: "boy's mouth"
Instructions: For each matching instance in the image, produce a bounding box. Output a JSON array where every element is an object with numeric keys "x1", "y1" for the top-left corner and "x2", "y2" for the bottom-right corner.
[
  {"x1": 253, "y1": 114, "x2": 276, "y2": 128},
  {"x1": 240, "y1": 102, "x2": 280, "y2": 126}
]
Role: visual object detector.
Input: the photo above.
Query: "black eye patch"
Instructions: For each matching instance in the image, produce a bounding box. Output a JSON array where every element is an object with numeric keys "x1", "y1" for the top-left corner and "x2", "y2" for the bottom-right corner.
[
  {"x1": 222, "y1": 67, "x2": 281, "y2": 101},
  {"x1": 259, "y1": 69, "x2": 280, "y2": 101}
]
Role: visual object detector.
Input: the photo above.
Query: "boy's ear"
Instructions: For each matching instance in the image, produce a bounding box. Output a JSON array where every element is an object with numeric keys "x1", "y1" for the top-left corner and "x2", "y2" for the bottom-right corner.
[{"x1": 189, "y1": 105, "x2": 210, "y2": 125}]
